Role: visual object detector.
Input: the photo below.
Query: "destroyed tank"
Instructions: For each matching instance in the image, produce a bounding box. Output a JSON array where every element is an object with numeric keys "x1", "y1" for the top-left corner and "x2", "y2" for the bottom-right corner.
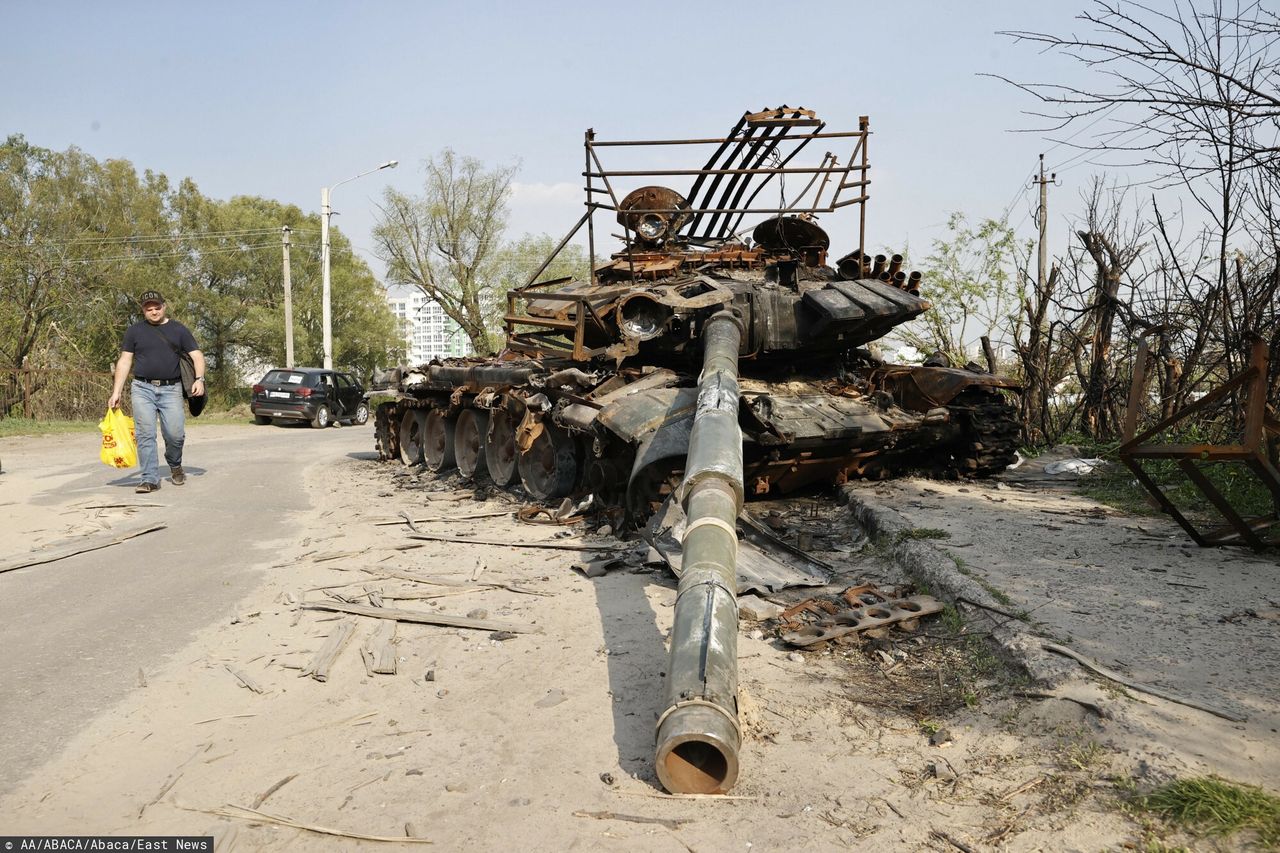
[
  {"x1": 374, "y1": 106, "x2": 1020, "y2": 518},
  {"x1": 373, "y1": 107, "x2": 1021, "y2": 795}
]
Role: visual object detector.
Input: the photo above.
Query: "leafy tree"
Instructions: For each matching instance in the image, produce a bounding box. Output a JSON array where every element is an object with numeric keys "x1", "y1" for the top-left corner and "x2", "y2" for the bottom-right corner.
[
  {"x1": 488, "y1": 233, "x2": 589, "y2": 330},
  {"x1": 373, "y1": 149, "x2": 518, "y2": 355},
  {"x1": 894, "y1": 213, "x2": 1023, "y2": 365},
  {"x1": 0, "y1": 135, "x2": 403, "y2": 413}
]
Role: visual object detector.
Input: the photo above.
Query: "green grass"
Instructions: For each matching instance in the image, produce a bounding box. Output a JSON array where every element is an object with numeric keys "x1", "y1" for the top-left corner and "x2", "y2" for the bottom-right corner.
[
  {"x1": 1135, "y1": 776, "x2": 1280, "y2": 847},
  {"x1": 0, "y1": 417, "x2": 97, "y2": 437},
  {"x1": 0, "y1": 410, "x2": 257, "y2": 437},
  {"x1": 1081, "y1": 457, "x2": 1278, "y2": 522}
]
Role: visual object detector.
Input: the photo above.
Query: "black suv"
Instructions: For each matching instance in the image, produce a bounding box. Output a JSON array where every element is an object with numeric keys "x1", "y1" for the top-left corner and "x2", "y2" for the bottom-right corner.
[{"x1": 250, "y1": 367, "x2": 369, "y2": 428}]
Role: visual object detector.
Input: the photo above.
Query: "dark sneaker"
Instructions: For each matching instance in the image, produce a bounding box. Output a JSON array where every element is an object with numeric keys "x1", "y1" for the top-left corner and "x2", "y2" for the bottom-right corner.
[
  {"x1": 135, "y1": 482, "x2": 161, "y2": 494},
  {"x1": 170, "y1": 466, "x2": 186, "y2": 485}
]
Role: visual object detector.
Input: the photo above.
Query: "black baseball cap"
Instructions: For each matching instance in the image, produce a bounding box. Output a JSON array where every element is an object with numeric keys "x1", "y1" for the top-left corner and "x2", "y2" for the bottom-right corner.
[{"x1": 139, "y1": 290, "x2": 165, "y2": 306}]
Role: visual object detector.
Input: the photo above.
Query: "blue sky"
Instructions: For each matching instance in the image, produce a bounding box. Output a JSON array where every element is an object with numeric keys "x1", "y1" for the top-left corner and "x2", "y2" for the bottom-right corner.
[{"x1": 5, "y1": 1, "x2": 1103, "y2": 277}]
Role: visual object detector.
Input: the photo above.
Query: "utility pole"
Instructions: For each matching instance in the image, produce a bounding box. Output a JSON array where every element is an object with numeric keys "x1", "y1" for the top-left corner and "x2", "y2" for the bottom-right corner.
[
  {"x1": 281, "y1": 226, "x2": 295, "y2": 368},
  {"x1": 1034, "y1": 153, "x2": 1055, "y2": 295}
]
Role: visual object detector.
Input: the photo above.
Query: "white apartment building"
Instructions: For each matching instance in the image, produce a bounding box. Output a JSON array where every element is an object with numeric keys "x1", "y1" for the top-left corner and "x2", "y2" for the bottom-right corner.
[{"x1": 386, "y1": 285, "x2": 473, "y2": 364}]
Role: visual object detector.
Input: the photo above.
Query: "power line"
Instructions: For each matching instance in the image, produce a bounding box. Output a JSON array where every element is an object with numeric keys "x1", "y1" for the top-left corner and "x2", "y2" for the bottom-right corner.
[
  {"x1": 59, "y1": 240, "x2": 321, "y2": 264},
  {"x1": 45, "y1": 227, "x2": 319, "y2": 247}
]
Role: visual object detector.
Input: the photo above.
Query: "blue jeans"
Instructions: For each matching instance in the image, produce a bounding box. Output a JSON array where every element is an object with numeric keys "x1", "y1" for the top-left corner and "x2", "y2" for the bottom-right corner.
[{"x1": 131, "y1": 380, "x2": 185, "y2": 484}]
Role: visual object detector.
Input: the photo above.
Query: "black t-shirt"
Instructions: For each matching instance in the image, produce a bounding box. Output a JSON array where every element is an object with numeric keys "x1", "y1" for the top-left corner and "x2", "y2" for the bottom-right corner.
[{"x1": 122, "y1": 320, "x2": 199, "y2": 381}]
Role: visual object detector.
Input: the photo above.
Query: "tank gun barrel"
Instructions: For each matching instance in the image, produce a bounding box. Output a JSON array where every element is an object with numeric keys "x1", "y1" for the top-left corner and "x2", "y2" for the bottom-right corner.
[{"x1": 655, "y1": 309, "x2": 745, "y2": 795}]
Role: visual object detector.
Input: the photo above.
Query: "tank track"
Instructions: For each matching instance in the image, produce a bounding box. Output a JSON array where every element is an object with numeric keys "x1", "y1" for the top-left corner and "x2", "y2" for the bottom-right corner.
[{"x1": 945, "y1": 388, "x2": 1022, "y2": 477}]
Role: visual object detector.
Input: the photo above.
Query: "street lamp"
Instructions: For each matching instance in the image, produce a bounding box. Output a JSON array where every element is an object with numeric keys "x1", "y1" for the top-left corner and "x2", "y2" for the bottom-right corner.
[{"x1": 321, "y1": 159, "x2": 398, "y2": 369}]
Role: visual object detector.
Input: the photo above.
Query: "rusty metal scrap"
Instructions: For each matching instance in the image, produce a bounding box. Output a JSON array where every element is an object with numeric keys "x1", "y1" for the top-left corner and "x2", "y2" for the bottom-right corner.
[
  {"x1": 780, "y1": 593, "x2": 944, "y2": 647},
  {"x1": 1119, "y1": 334, "x2": 1280, "y2": 550}
]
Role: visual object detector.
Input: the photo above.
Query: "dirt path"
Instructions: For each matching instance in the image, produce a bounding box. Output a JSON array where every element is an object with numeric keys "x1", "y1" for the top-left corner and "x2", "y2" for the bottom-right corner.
[{"x1": 1, "y1": 436, "x2": 1260, "y2": 850}]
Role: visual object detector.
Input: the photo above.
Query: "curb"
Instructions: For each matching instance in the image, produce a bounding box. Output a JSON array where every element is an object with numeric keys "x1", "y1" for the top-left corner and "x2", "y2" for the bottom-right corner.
[{"x1": 838, "y1": 484, "x2": 1074, "y2": 686}]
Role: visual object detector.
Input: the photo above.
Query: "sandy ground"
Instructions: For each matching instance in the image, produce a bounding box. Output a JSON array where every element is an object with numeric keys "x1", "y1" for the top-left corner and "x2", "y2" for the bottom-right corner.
[
  {"x1": 1, "y1": 433, "x2": 1274, "y2": 850},
  {"x1": 850, "y1": 466, "x2": 1280, "y2": 787}
]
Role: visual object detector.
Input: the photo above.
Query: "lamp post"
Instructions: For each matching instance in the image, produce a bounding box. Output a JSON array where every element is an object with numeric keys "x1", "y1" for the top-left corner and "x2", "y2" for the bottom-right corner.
[{"x1": 321, "y1": 159, "x2": 398, "y2": 369}]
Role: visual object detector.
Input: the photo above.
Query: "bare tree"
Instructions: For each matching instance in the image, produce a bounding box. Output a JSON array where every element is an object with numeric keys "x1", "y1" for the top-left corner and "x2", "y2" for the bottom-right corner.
[{"x1": 995, "y1": 1, "x2": 1280, "y2": 178}]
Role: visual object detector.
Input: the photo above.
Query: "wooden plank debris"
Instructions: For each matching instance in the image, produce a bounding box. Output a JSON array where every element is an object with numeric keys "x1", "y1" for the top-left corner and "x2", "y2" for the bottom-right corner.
[
  {"x1": 200, "y1": 804, "x2": 433, "y2": 844},
  {"x1": 360, "y1": 620, "x2": 399, "y2": 675},
  {"x1": 359, "y1": 567, "x2": 551, "y2": 597},
  {"x1": 301, "y1": 619, "x2": 356, "y2": 682},
  {"x1": 0, "y1": 523, "x2": 167, "y2": 574},
  {"x1": 302, "y1": 601, "x2": 536, "y2": 634},
  {"x1": 573, "y1": 810, "x2": 689, "y2": 830},
  {"x1": 370, "y1": 510, "x2": 510, "y2": 526},
  {"x1": 194, "y1": 714, "x2": 257, "y2": 725},
  {"x1": 225, "y1": 666, "x2": 265, "y2": 694},
  {"x1": 402, "y1": 531, "x2": 624, "y2": 552}
]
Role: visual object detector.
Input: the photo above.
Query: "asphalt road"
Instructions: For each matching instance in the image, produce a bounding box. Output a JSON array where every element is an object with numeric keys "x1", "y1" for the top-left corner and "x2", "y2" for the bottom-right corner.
[{"x1": 0, "y1": 422, "x2": 377, "y2": 793}]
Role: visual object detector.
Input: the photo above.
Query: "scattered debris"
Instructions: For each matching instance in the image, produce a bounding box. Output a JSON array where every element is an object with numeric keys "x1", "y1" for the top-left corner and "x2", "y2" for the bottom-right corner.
[
  {"x1": 302, "y1": 600, "x2": 537, "y2": 634},
  {"x1": 1042, "y1": 458, "x2": 1106, "y2": 476},
  {"x1": 373, "y1": 509, "x2": 510, "y2": 527},
  {"x1": 200, "y1": 804, "x2": 433, "y2": 844},
  {"x1": 358, "y1": 567, "x2": 550, "y2": 597},
  {"x1": 780, "y1": 589, "x2": 943, "y2": 647},
  {"x1": 225, "y1": 665, "x2": 266, "y2": 694},
  {"x1": 737, "y1": 595, "x2": 784, "y2": 621},
  {"x1": 402, "y1": 531, "x2": 625, "y2": 552},
  {"x1": 572, "y1": 553, "x2": 624, "y2": 578},
  {"x1": 572, "y1": 810, "x2": 689, "y2": 830},
  {"x1": 250, "y1": 773, "x2": 298, "y2": 810},
  {"x1": 193, "y1": 714, "x2": 257, "y2": 725},
  {"x1": 360, "y1": 621, "x2": 398, "y2": 676},
  {"x1": 644, "y1": 496, "x2": 828, "y2": 594},
  {"x1": 301, "y1": 620, "x2": 356, "y2": 682},
  {"x1": 0, "y1": 523, "x2": 167, "y2": 574}
]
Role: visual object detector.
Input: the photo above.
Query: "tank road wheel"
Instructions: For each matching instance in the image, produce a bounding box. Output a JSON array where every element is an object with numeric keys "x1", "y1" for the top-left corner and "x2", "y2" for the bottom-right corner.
[
  {"x1": 485, "y1": 406, "x2": 520, "y2": 486},
  {"x1": 518, "y1": 423, "x2": 578, "y2": 500},
  {"x1": 424, "y1": 410, "x2": 457, "y2": 473},
  {"x1": 454, "y1": 409, "x2": 490, "y2": 480},
  {"x1": 374, "y1": 403, "x2": 400, "y2": 461},
  {"x1": 399, "y1": 409, "x2": 427, "y2": 466}
]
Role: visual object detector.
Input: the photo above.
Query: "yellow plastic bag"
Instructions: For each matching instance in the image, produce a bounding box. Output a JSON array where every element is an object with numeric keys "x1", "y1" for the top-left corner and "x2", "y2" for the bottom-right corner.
[{"x1": 99, "y1": 407, "x2": 137, "y2": 469}]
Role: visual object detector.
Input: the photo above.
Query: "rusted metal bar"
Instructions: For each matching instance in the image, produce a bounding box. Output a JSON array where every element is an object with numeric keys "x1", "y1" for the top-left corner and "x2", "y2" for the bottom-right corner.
[
  {"x1": 832, "y1": 194, "x2": 872, "y2": 210},
  {"x1": 585, "y1": 165, "x2": 861, "y2": 177},
  {"x1": 521, "y1": 212, "x2": 593, "y2": 291},
  {"x1": 599, "y1": 204, "x2": 858, "y2": 215},
  {"x1": 590, "y1": 130, "x2": 868, "y2": 146},
  {"x1": 1177, "y1": 459, "x2": 1266, "y2": 549},
  {"x1": 586, "y1": 129, "x2": 597, "y2": 284},
  {"x1": 858, "y1": 116, "x2": 869, "y2": 264},
  {"x1": 1120, "y1": 368, "x2": 1254, "y2": 451},
  {"x1": 1118, "y1": 329, "x2": 1280, "y2": 549},
  {"x1": 1123, "y1": 445, "x2": 1252, "y2": 459},
  {"x1": 1119, "y1": 457, "x2": 1209, "y2": 546}
]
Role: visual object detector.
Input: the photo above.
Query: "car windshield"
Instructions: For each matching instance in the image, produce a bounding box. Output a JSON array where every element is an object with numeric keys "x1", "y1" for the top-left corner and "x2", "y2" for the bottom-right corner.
[{"x1": 262, "y1": 370, "x2": 316, "y2": 386}]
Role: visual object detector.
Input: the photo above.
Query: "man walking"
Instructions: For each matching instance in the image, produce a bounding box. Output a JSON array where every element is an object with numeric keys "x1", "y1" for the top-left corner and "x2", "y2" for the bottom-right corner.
[{"x1": 107, "y1": 291, "x2": 206, "y2": 493}]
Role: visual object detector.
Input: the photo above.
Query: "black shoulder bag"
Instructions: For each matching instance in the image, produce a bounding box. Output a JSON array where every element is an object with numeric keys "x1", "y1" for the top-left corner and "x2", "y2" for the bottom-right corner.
[{"x1": 149, "y1": 324, "x2": 205, "y2": 416}]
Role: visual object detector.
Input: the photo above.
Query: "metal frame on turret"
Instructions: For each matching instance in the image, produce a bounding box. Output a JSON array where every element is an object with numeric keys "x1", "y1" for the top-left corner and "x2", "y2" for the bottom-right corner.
[{"x1": 502, "y1": 108, "x2": 872, "y2": 360}]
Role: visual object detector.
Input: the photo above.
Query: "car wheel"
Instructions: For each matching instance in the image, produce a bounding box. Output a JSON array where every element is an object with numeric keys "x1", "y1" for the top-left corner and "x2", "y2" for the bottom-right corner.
[
  {"x1": 311, "y1": 405, "x2": 331, "y2": 429},
  {"x1": 352, "y1": 402, "x2": 370, "y2": 426},
  {"x1": 253, "y1": 414, "x2": 271, "y2": 425}
]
